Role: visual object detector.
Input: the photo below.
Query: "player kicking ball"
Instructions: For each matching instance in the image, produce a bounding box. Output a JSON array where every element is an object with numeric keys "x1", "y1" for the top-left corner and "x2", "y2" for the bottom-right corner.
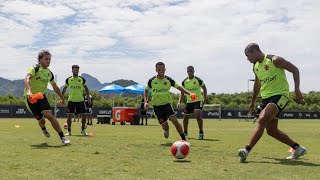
[
  {"x1": 144, "y1": 62, "x2": 197, "y2": 141},
  {"x1": 238, "y1": 43, "x2": 306, "y2": 163}
]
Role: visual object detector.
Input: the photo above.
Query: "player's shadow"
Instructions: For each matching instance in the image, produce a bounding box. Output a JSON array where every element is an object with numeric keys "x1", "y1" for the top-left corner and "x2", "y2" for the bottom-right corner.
[
  {"x1": 72, "y1": 135, "x2": 93, "y2": 137},
  {"x1": 31, "y1": 143, "x2": 65, "y2": 149},
  {"x1": 188, "y1": 137, "x2": 219, "y2": 142},
  {"x1": 256, "y1": 157, "x2": 320, "y2": 167},
  {"x1": 161, "y1": 142, "x2": 173, "y2": 147},
  {"x1": 174, "y1": 159, "x2": 192, "y2": 163}
]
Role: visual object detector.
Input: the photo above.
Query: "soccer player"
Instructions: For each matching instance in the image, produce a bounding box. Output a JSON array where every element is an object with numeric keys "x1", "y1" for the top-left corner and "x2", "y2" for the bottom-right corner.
[
  {"x1": 85, "y1": 95, "x2": 93, "y2": 125},
  {"x1": 143, "y1": 62, "x2": 196, "y2": 141},
  {"x1": 177, "y1": 66, "x2": 207, "y2": 140},
  {"x1": 238, "y1": 43, "x2": 307, "y2": 163},
  {"x1": 24, "y1": 50, "x2": 70, "y2": 145},
  {"x1": 140, "y1": 98, "x2": 148, "y2": 125},
  {"x1": 62, "y1": 65, "x2": 90, "y2": 136}
]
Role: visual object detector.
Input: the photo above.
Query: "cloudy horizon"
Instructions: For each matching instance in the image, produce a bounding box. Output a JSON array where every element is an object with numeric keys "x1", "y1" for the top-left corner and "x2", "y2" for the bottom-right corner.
[{"x1": 1, "y1": 0, "x2": 319, "y2": 94}]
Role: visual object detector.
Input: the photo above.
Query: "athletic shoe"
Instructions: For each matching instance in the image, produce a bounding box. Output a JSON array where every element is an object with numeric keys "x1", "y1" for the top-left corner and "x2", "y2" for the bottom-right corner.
[
  {"x1": 81, "y1": 129, "x2": 88, "y2": 136},
  {"x1": 65, "y1": 131, "x2": 72, "y2": 136},
  {"x1": 238, "y1": 148, "x2": 249, "y2": 163},
  {"x1": 42, "y1": 129, "x2": 50, "y2": 138},
  {"x1": 164, "y1": 130, "x2": 169, "y2": 138},
  {"x1": 61, "y1": 137, "x2": 71, "y2": 145},
  {"x1": 286, "y1": 146, "x2": 307, "y2": 159},
  {"x1": 199, "y1": 133, "x2": 204, "y2": 140}
]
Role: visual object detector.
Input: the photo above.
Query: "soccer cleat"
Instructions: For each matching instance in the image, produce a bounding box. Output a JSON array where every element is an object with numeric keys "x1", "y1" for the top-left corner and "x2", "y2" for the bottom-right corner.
[
  {"x1": 61, "y1": 137, "x2": 71, "y2": 145},
  {"x1": 42, "y1": 129, "x2": 50, "y2": 138},
  {"x1": 184, "y1": 131, "x2": 188, "y2": 136},
  {"x1": 198, "y1": 133, "x2": 204, "y2": 140},
  {"x1": 81, "y1": 129, "x2": 88, "y2": 136},
  {"x1": 238, "y1": 148, "x2": 249, "y2": 163},
  {"x1": 65, "y1": 131, "x2": 72, "y2": 136},
  {"x1": 286, "y1": 146, "x2": 307, "y2": 159},
  {"x1": 164, "y1": 130, "x2": 169, "y2": 138}
]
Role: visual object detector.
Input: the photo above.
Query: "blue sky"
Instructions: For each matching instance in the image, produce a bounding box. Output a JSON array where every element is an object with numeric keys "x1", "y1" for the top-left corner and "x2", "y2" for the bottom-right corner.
[{"x1": 0, "y1": 0, "x2": 319, "y2": 93}]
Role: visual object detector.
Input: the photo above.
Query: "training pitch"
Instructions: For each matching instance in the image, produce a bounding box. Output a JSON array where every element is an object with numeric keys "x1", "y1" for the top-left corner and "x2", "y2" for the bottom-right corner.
[{"x1": 0, "y1": 118, "x2": 319, "y2": 179}]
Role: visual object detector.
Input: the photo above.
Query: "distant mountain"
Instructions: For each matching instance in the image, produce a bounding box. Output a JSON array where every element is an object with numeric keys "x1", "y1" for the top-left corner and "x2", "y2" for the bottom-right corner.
[
  {"x1": 0, "y1": 77, "x2": 25, "y2": 97},
  {"x1": 0, "y1": 74, "x2": 138, "y2": 97}
]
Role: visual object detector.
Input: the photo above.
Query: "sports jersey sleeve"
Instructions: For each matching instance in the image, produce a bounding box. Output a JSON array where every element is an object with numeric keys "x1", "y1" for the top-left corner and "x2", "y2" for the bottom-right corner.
[
  {"x1": 146, "y1": 79, "x2": 152, "y2": 91},
  {"x1": 196, "y1": 77, "x2": 204, "y2": 87},
  {"x1": 80, "y1": 77, "x2": 86, "y2": 85},
  {"x1": 64, "y1": 78, "x2": 69, "y2": 87},
  {"x1": 27, "y1": 67, "x2": 36, "y2": 76},
  {"x1": 166, "y1": 76, "x2": 180, "y2": 89},
  {"x1": 49, "y1": 70, "x2": 56, "y2": 84}
]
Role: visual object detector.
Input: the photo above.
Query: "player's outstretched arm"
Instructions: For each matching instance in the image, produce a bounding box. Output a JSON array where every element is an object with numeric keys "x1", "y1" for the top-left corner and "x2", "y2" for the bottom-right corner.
[
  {"x1": 249, "y1": 75, "x2": 261, "y2": 112},
  {"x1": 143, "y1": 89, "x2": 149, "y2": 110},
  {"x1": 177, "y1": 91, "x2": 184, "y2": 109},
  {"x1": 24, "y1": 74, "x2": 33, "y2": 98},
  {"x1": 202, "y1": 84, "x2": 207, "y2": 104},
  {"x1": 177, "y1": 86, "x2": 191, "y2": 95},
  {"x1": 273, "y1": 56, "x2": 304, "y2": 104},
  {"x1": 52, "y1": 83, "x2": 65, "y2": 106}
]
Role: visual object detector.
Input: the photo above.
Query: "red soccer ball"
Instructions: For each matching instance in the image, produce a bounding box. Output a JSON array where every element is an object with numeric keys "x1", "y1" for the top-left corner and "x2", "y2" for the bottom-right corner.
[{"x1": 171, "y1": 140, "x2": 190, "y2": 159}]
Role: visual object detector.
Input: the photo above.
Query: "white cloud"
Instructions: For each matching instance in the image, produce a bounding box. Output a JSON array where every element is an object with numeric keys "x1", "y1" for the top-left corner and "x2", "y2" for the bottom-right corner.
[{"x1": 1, "y1": 0, "x2": 319, "y2": 94}]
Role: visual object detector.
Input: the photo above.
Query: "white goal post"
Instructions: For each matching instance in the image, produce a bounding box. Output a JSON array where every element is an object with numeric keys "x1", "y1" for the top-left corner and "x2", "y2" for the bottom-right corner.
[{"x1": 203, "y1": 104, "x2": 221, "y2": 121}]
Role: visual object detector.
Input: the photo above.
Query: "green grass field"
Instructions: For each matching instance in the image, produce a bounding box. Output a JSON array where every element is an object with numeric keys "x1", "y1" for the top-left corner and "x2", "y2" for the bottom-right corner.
[{"x1": 0, "y1": 118, "x2": 319, "y2": 180}]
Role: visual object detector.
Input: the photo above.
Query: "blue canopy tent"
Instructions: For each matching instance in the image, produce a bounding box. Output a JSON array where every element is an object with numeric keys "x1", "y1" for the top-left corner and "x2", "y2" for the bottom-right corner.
[
  {"x1": 124, "y1": 84, "x2": 146, "y2": 94},
  {"x1": 99, "y1": 84, "x2": 125, "y2": 107},
  {"x1": 124, "y1": 84, "x2": 149, "y2": 105}
]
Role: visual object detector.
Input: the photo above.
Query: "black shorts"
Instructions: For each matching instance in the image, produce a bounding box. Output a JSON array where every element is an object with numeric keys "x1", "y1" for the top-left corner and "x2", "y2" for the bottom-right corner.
[
  {"x1": 67, "y1": 101, "x2": 86, "y2": 115},
  {"x1": 86, "y1": 107, "x2": 92, "y2": 114},
  {"x1": 184, "y1": 101, "x2": 203, "y2": 115},
  {"x1": 140, "y1": 109, "x2": 147, "y2": 116},
  {"x1": 25, "y1": 95, "x2": 51, "y2": 120},
  {"x1": 153, "y1": 104, "x2": 176, "y2": 124},
  {"x1": 259, "y1": 95, "x2": 289, "y2": 118}
]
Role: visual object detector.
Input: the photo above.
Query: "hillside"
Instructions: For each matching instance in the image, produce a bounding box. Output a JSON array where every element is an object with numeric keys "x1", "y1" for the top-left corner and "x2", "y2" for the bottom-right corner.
[{"x1": 0, "y1": 74, "x2": 138, "y2": 97}]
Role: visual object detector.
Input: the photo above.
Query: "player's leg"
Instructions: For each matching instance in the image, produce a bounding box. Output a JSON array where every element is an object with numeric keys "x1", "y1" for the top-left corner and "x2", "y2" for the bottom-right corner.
[
  {"x1": 248, "y1": 103, "x2": 277, "y2": 148},
  {"x1": 43, "y1": 110, "x2": 70, "y2": 145},
  {"x1": 238, "y1": 102, "x2": 277, "y2": 163},
  {"x1": 161, "y1": 121, "x2": 169, "y2": 138},
  {"x1": 25, "y1": 97, "x2": 50, "y2": 138},
  {"x1": 66, "y1": 101, "x2": 75, "y2": 135},
  {"x1": 265, "y1": 96, "x2": 307, "y2": 159},
  {"x1": 77, "y1": 102, "x2": 88, "y2": 135},
  {"x1": 194, "y1": 101, "x2": 204, "y2": 139},
  {"x1": 183, "y1": 115, "x2": 190, "y2": 136},
  {"x1": 140, "y1": 115, "x2": 144, "y2": 125},
  {"x1": 145, "y1": 115, "x2": 148, "y2": 125},
  {"x1": 194, "y1": 109, "x2": 204, "y2": 139},
  {"x1": 183, "y1": 103, "x2": 193, "y2": 136},
  {"x1": 154, "y1": 105, "x2": 170, "y2": 138},
  {"x1": 88, "y1": 112, "x2": 93, "y2": 125},
  {"x1": 169, "y1": 115, "x2": 187, "y2": 141}
]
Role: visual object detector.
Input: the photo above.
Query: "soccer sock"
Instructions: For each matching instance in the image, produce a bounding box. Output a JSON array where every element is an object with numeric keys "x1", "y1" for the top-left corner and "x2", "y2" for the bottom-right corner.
[
  {"x1": 180, "y1": 133, "x2": 186, "y2": 141},
  {"x1": 199, "y1": 130, "x2": 204, "y2": 134},
  {"x1": 184, "y1": 130, "x2": 188, "y2": 134},
  {"x1": 41, "y1": 126, "x2": 46, "y2": 130},
  {"x1": 245, "y1": 145, "x2": 252, "y2": 152},
  {"x1": 58, "y1": 132, "x2": 64, "y2": 139},
  {"x1": 82, "y1": 126, "x2": 85, "y2": 130},
  {"x1": 68, "y1": 128, "x2": 71, "y2": 132},
  {"x1": 291, "y1": 143, "x2": 300, "y2": 150}
]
